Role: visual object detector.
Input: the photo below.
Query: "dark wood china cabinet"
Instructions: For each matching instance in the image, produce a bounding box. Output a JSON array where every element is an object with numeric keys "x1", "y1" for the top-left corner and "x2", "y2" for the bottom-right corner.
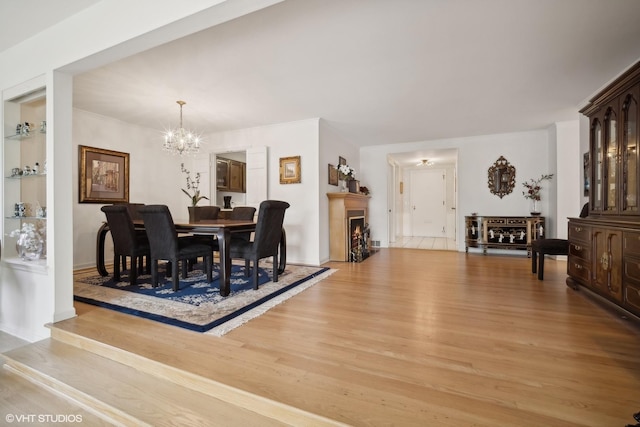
[{"x1": 567, "y1": 61, "x2": 640, "y2": 317}]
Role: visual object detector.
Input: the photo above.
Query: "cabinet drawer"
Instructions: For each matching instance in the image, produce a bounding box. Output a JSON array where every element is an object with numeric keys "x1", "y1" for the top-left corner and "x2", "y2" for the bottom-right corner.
[
  {"x1": 505, "y1": 218, "x2": 527, "y2": 226},
  {"x1": 624, "y1": 232, "x2": 640, "y2": 257},
  {"x1": 485, "y1": 218, "x2": 505, "y2": 226},
  {"x1": 569, "y1": 242, "x2": 591, "y2": 262},
  {"x1": 568, "y1": 257, "x2": 591, "y2": 283},
  {"x1": 625, "y1": 282, "x2": 640, "y2": 312},
  {"x1": 568, "y1": 224, "x2": 591, "y2": 243},
  {"x1": 623, "y1": 256, "x2": 640, "y2": 283}
]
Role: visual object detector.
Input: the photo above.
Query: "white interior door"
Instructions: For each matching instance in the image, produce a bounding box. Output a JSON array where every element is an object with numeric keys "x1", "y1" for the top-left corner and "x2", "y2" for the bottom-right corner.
[
  {"x1": 410, "y1": 168, "x2": 446, "y2": 237},
  {"x1": 245, "y1": 146, "x2": 268, "y2": 208}
]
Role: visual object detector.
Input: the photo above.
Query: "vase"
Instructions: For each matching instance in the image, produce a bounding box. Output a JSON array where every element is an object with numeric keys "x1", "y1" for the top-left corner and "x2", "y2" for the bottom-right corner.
[
  {"x1": 530, "y1": 199, "x2": 541, "y2": 216},
  {"x1": 188, "y1": 206, "x2": 197, "y2": 223},
  {"x1": 15, "y1": 232, "x2": 43, "y2": 261},
  {"x1": 339, "y1": 179, "x2": 348, "y2": 192}
]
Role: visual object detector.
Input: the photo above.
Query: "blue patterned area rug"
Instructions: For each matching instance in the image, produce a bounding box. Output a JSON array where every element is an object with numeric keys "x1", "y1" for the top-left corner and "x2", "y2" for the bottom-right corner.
[{"x1": 74, "y1": 262, "x2": 335, "y2": 336}]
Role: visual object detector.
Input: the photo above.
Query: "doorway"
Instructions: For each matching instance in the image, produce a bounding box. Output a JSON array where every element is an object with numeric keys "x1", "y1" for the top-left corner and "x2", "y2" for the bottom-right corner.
[
  {"x1": 410, "y1": 168, "x2": 446, "y2": 237},
  {"x1": 387, "y1": 149, "x2": 458, "y2": 251}
]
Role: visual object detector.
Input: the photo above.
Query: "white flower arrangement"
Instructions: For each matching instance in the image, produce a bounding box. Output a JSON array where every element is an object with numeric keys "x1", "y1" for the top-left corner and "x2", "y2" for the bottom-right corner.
[
  {"x1": 9, "y1": 222, "x2": 39, "y2": 238},
  {"x1": 336, "y1": 164, "x2": 356, "y2": 180}
]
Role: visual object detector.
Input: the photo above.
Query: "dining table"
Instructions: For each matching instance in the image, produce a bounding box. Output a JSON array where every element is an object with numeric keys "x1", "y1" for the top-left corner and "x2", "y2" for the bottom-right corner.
[{"x1": 96, "y1": 219, "x2": 286, "y2": 297}]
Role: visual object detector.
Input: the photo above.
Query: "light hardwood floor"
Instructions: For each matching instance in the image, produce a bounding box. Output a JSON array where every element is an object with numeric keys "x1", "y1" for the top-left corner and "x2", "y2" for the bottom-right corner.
[
  {"x1": 3, "y1": 249, "x2": 640, "y2": 426},
  {"x1": 389, "y1": 236, "x2": 457, "y2": 250}
]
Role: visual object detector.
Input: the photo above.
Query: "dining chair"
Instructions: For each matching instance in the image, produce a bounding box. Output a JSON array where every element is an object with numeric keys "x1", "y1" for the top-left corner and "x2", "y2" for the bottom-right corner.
[
  {"x1": 119, "y1": 203, "x2": 146, "y2": 271},
  {"x1": 531, "y1": 203, "x2": 589, "y2": 280},
  {"x1": 230, "y1": 206, "x2": 256, "y2": 242},
  {"x1": 140, "y1": 205, "x2": 213, "y2": 291},
  {"x1": 100, "y1": 205, "x2": 150, "y2": 286},
  {"x1": 229, "y1": 200, "x2": 289, "y2": 289},
  {"x1": 189, "y1": 206, "x2": 220, "y2": 222}
]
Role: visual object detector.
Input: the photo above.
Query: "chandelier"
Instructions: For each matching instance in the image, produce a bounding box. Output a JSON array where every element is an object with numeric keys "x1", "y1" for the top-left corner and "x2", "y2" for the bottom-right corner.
[{"x1": 163, "y1": 100, "x2": 202, "y2": 156}]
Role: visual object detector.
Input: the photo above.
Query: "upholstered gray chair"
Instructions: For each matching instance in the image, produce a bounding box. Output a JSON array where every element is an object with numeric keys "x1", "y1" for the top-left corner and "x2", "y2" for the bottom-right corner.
[
  {"x1": 140, "y1": 205, "x2": 213, "y2": 291},
  {"x1": 229, "y1": 200, "x2": 289, "y2": 289},
  {"x1": 100, "y1": 205, "x2": 150, "y2": 286}
]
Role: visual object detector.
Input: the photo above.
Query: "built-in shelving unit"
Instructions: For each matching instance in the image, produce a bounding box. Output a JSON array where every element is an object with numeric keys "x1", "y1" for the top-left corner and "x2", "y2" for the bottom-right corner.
[{"x1": 3, "y1": 87, "x2": 48, "y2": 269}]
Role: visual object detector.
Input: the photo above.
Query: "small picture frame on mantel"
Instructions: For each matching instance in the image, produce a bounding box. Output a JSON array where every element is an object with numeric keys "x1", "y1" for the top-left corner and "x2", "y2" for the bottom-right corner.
[
  {"x1": 348, "y1": 179, "x2": 360, "y2": 193},
  {"x1": 328, "y1": 164, "x2": 338, "y2": 186}
]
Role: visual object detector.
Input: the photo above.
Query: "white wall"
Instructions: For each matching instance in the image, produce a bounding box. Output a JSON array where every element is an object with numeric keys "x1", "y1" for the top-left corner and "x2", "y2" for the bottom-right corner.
[
  {"x1": 319, "y1": 120, "x2": 360, "y2": 262},
  {"x1": 554, "y1": 120, "x2": 581, "y2": 238},
  {"x1": 73, "y1": 109, "x2": 185, "y2": 269},
  {"x1": 202, "y1": 118, "x2": 322, "y2": 265},
  {"x1": 361, "y1": 129, "x2": 561, "y2": 250}
]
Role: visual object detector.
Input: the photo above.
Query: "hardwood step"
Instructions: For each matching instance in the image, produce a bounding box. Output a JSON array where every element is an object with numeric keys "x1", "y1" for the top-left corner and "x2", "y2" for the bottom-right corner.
[
  {"x1": 2, "y1": 339, "x2": 293, "y2": 426},
  {"x1": 0, "y1": 364, "x2": 111, "y2": 426}
]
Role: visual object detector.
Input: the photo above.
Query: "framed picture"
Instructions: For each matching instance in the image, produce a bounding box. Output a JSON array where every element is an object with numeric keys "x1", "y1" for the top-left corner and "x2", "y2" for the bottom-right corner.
[
  {"x1": 339, "y1": 156, "x2": 347, "y2": 166},
  {"x1": 279, "y1": 155, "x2": 301, "y2": 184},
  {"x1": 79, "y1": 145, "x2": 130, "y2": 203},
  {"x1": 328, "y1": 163, "x2": 338, "y2": 186},
  {"x1": 583, "y1": 152, "x2": 590, "y2": 197}
]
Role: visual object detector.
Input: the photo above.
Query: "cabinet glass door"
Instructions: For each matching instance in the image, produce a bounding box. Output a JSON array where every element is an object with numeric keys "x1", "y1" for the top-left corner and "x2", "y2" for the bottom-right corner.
[
  {"x1": 605, "y1": 108, "x2": 618, "y2": 211},
  {"x1": 216, "y1": 159, "x2": 229, "y2": 190},
  {"x1": 592, "y1": 118, "x2": 603, "y2": 211},
  {"x1": 623, "y1": 93, "x2": 638, "y2": 212}
]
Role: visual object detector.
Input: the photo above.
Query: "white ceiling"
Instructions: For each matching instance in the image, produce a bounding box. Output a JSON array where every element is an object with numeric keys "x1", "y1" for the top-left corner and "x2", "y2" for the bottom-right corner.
[{"x1": 4, "y1": 0, "x2": 640, "y2": 167}]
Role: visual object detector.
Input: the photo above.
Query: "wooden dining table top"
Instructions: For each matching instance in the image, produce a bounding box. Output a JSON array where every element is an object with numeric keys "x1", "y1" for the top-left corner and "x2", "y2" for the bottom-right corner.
[{"x1": 131, "y1": 219, "x2": 256, "y2": 234}]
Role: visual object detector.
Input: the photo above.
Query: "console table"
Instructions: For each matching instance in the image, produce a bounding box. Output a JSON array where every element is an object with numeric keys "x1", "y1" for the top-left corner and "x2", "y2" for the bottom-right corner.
[{"x1": 465, "y1": 215, "x2": 545, "y2": 256}]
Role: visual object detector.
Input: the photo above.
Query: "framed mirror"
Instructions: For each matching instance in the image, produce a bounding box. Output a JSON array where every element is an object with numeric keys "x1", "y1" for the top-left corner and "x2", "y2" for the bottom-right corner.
[{"x1": 488, "y1": 156, "x2": 516, "y2": 198}]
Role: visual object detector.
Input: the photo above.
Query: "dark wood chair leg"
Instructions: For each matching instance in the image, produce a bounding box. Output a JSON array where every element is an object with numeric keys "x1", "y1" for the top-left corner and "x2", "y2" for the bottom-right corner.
[
  {"x1": 532, "y1": 250, "x2": 538, "y2": 274},
  {"x1": 113, "y1": 254, "x2": 121, "y2": 281},
  {"x1": 206, "y1": 254, "x2": 212, "y2": 282},
  {"x1": 172, "y1": 258, "x2": 180, "y2": 292},
  {"x1": 538, "y1": 253, "x2": 545, "y2": 280},
  {"x1": 151, "y1": 259, "x2": 159, "y2": 287},
  {"x1": 272, "y1": 254, "x2": 279, "y2": 283},
  {"x1": 252, "y1": 257, "x2": 259, "y2": 290},
  {"x1": 131, "y1": 256, "x2": 138, "y2": 286}
]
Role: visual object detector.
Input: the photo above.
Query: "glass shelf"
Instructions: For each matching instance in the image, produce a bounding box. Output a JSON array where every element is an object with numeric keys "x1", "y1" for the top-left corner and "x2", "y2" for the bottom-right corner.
[
  {"x1": 4, "y1": 130, "x2": 45, "y2": 140},
  {"x1": 5, "y1": 173, "x2": 46, "y2": 179},
  {"x1": 5, "y1": 216, "x2": 47, "y2": 220}
]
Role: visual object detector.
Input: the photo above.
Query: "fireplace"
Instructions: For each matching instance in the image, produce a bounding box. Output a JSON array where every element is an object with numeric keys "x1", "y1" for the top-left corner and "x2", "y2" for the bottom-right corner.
[
  {"x1": 327, "y1": 192, "x2": 370, "y2": 262},
  {"x1": 349, "y1": 216, "x2": 370, "y2": 262}
]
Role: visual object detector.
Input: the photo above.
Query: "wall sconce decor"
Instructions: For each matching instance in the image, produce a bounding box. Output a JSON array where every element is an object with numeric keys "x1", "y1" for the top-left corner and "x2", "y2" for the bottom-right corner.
[{"x1": 488, "y1": 155, "x2": 516, "y2": 198}]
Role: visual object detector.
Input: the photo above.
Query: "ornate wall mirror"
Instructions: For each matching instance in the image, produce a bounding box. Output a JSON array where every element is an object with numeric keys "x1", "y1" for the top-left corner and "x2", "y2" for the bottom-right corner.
[{"x1": 488, "y1": 156, "x2": 516, "y2": 198}]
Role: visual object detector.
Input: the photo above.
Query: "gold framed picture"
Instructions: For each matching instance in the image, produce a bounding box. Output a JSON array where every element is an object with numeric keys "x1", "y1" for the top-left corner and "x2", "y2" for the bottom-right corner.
[
  {"x1": 79, "y1": 145, "x2": 130, "y2": 203},
  {"x1": 279, "y1": 156, "x2": 301, "y2": 184},
  {"x1": 328, "y1": 163, "x2": 338, "y2": 186}
]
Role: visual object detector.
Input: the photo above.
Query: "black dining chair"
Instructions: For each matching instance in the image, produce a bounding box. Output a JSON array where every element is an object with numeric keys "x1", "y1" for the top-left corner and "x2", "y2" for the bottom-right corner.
[
  {"x1": 100, "y1": 205, "x2": 150, "y2": 286},
  {"x1": 140, "y1": 205, "x2": 213, "y2": 291},
  {"x1": 531, "y1": 203, "x2": 589, "y2": 280},
  {"x1": 229, "y1": 200, "x2": 289, "y2": 289},
  {"x1": 119, "y1": 203, "x2": 146, "y2": 271},
  {"x1": 189, "y1": 206, "x2": 220, "y2": 222},
  {"x1": 229, "y1": 206, "x2": 256, "y2": 241}
]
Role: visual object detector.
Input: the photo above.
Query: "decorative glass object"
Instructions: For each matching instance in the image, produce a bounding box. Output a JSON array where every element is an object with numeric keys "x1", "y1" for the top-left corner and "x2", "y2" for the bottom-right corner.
[
  {"x1": 11, "y1": 223, "x2": 43, "y2": 261},
  {"x1": 530, "y1": 199, "x2": 540, "y2": 216},
  {"x1": 339, "y1": 179, "x2": 348, "y2": 192}
]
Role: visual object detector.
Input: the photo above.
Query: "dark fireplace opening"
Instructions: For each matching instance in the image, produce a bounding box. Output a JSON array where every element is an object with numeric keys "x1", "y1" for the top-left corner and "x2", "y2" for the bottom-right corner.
[{"x1": 349, "y1": 216, "x2": 370, "y2": 262}]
